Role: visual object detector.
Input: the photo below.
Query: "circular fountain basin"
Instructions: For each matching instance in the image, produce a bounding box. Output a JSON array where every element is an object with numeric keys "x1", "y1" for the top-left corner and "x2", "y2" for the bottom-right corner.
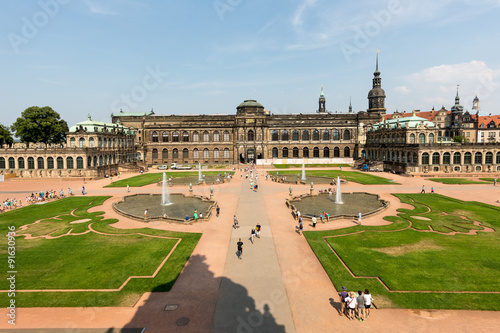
[
  {"x1": 290, "y1": 192, "x2": 387, "y2": 219},
  {"x1": 114, "y1": 194, "x2": 215, "y2": 221}
]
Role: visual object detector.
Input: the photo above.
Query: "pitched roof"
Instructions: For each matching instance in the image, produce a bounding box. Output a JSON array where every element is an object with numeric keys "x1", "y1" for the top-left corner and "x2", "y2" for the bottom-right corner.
[{"x1": 478, "y1": 115, "x2": 500, "y2": 128}]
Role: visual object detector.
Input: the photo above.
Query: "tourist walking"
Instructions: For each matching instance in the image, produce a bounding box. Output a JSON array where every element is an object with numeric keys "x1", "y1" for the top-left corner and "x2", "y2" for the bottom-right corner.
[
  {"x1": 233, "y1": 215, "x2": 239, "y2": 229},
  {"x1": 356, "y1": 291, "x2": 366, "y2": 321},
  {"x1": 339, "y1": 286, "x2": 348, "y2": 317},
  {"x1": 364, "y1": 289, "x2": 374, "y2": 317},
  {"x1": 237, "y1": 238, "x2": 243, "y2": 259},
  {"x1": 296, "y1": 210, "x2": 301, "y2": 221},
  {"x1": 298, "y1": 219, "x2": 303, "y2": 235},
  {"x1": 216, "y1": 205, "x2": 220, "y2": 217},
  {"x1": 127, "y1": 184, "x2": 130, "y2": 192},
  {"x1": 358, "y1": 211, "x2": 362, "y2": 224},
  {"x1": 250, "y1": 228, "x2": 256, "y2": 243},
  {"x1": 431, "y1": 186, "x2": 434, "y2": 193},
  {"x1": 421, "y1": 185, "x2": 425, "y2": 193},
  {"x1": 312, "y1": 215, "x2": 317, "y2": 228},
  {"x1": 144, "y1": 209, "x2": 148, "y2": 219},
  {"x1": 255, "y1": 223, "x2": 261, "y2": 238},
  {"x1": 82, "y1": 185, "x2": 85, "y2": 195},
  {"x1": 345, "y1": 292, "x2": 357, "y2": 320},
  {"x1": 494, "y1": 178, "x2": 497, "y2": 186}
]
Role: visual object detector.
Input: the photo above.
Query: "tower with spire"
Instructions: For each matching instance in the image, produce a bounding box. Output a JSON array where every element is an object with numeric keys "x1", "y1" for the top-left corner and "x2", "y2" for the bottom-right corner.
[
  {"x1": 472, "y1": 95, "x2": 480, "y2": 112},
  {"x1": 367, "y1": 51, "x2": 386, "y2": 114},
  {"x1": 318, "y1": 86, "x2": 326, "y2": 113},
  {"x1": 349, "y1": 97, "x2": 353, "y2": 113},
  {"x1": 450, "y1": 85, "x2": 464, "y2": 137}
]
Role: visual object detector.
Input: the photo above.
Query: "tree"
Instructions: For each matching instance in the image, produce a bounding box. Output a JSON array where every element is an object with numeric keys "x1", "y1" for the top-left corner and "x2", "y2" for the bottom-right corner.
[
  {"x1": 0, "y1": 124, "x2": 14, "y2": 147},
  {"x1": 11, "y1": 106, "x2": 69, "y2": 144}
]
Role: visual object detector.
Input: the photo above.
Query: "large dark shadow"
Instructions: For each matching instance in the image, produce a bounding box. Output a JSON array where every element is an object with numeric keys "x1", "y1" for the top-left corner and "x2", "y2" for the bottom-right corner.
[{"x1": 122, "y1": 254, "x2": 286, "y2": 333}]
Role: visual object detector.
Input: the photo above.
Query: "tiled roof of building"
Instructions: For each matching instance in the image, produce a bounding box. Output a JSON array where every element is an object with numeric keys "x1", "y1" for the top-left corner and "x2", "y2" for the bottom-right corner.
[{"x1": 478, "y1": 115, "x2": 500, "y2": 128}]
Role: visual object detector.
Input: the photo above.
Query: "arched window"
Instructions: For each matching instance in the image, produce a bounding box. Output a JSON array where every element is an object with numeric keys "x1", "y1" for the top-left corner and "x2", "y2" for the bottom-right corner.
[
  {"x1": 89, "y1": 137, "x2": 95, "y2": 147},
  {"x1": 87, "y1": 156, "x2": 91, "y2": 167},
  {"x1": 99, "y1": 156, "x2": 103, "y2": 166},
  {"x1": 162, "y1": 148, "x2": 168, "y2": 159},
  {"x1": 93, "y1": 156, "x2": 97, "y2": 167},
  {"x1": 47, "y1": 157, "x2": 54, "y2": 169},
  {"x1": 162, "y1": 131, "x2": 169, "y2": 142},
  {"x1": 409, "y1": 134, "x2": 415, "y2": 144},
  {"x1": 453, "y1": 152, "x2": 461, "y2": 164},
  {"x1": 312, "y1": 130, "x2": 320, "y2": 141},
  {"x1": 183, "y1": 148, "x2": 189, "y2": 159},
  {"x1": 224, "y1": 148, "x2": 230, "y2": 159},
  {"x1": 443, "y1": 152, "x2": 451, "y2": 165},
  {"x1": 37, "y1": 157, "x2": 44, "y2": 169},
  {"x1": 272, "y1": 147, "x2": 279, "y2": 158},
  {"x1": 302, "y1": 130, "x2": 310, "y2": 141},
  {"x1": 282, "y1": 130, "x2": 289, "y2": 141},
  {"x1": 313, "y1": 147, "x2": 320, "y2": 157},
  {"x1": 214, "y1": 148, "x2": 220, "y2": 159},
  {"x1": 344, "y1": 147, "x2": 350, "y2": 157},
  {"x1": 18, "y1": 157, "x2": 25, "y2": 169},
  {"x1": 192, "y1": 131, "x2": 199, "y2": 142},
  {"x1": 173, "y1": 148, "x2": 179, "y2": 158},
  {"x1": 419, "y1": 133, "x2": 425, "y2": 144},
  {"x1": 183, "y1": 131, "x2": 189, "y2": 142},
  {"x1": 213, "y1": 131, "x2": 220, "y2": 142},
  {"x1": 98, "y1": 138, "x2": 102, "y2": 147},
  {"x1": 248, "y1": 130, "x2": 255, "y2": 141},
  {"x1": 429, "y1": 133, "x2": 435, "y2": 144},
  {"x1": 271, "y1": 130, "x2": 278, "y2": 141},
  {"x1": 57, "y1": 157, "x2": 64, "y2": 169},
  {"x1": 70, "y1": 137, "x2": 76, "y2": 148},
  {"x1": 0, "y1": 157, "x2": 4, "y2": 169},
  {"x1": 152, "y1": 149, "x2": 158, "y2": 159},
  {"x1": 152, "y1": 131, "x2": 159, "y2": 142},
  {"x1": 203, "y1": 148, "x2": 209, "y2": 159},
  {"x1": 485, "y1": 152, "x2": 493, "y2": 164},
  {"x1": 77, "y1": 157, "x2": 84, "y2": 169},
  {"x1": 474, "y1": 152, "x2": 482, "y2": 164},
  {"x1": 293, "y1": 147, "x2": 299, "y2": 158},
  {"x1": 104, "y1": 156, "x2": 108, "y2": 165},
  {"x1": 223, "y1": 131, "x2": 230, "y2": 142},
  {"x1": 333, "y1": 129, "x2": 340, "y2": 140},
  {"x1": 432, "y1": 152, "x2": 440, "y2": 165},
  {"x1": 67, "y1": 157, "x2": 74, "y2": 169},
  {"x1": 496, "y1": 152, "x2": 500, "y2": 164},
  {"x1": 173, "y1": 131, "x2": 179, "y2": 142},
  {"x1": 421, "y1": 153, "x2": 429, "y2": 165},
  {"x1": 203, "y1": 131, "x2": 210, "y2": 142},
  {"x1": 303, "y1": 147, "x2": 309, "y2": 158},
  {"x1": 28, "y1": 157, "x2": 35, "y2": 169},
  {"x1": 193, "y1": 148, "x2": 199, "y2": 159},
  {"x1": 8, "y1": 157, "x2": 15, "y2": 169},
  {"x1": 343, "y1": 130, "x2": 350, "y2": 140},
  {"x1": 323, "y1": 130, "x2": 329, "y2": 141},
  {"x1": 334, "y1": 147, "x2": 340, "y2": 157},
  {"x1": 292, "y1": 130, "x2": 299, "y2": 141},
  {"x1": 282, "y1": 147, "x2": 289, "y2": 158},
  {"x1": 323, "y1": 147, "x2": 330, "y2": 157}
]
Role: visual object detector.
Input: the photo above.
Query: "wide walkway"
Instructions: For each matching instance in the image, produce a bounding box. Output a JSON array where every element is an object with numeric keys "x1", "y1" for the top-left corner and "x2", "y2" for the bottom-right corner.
[{"x1": 213, "y1": 174, "x2": 295, "y2": 332}]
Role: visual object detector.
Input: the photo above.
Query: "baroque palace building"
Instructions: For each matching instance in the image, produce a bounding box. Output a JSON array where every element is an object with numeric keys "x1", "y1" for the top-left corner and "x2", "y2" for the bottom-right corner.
[{"x1": 0, "y1": 115, "x2": 135, "y2": 179}]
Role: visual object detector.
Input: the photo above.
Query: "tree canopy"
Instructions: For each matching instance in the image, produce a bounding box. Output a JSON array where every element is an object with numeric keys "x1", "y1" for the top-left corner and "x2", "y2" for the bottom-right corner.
[
  {"x1": 11, "y1": 106, "x2": 69, "y2": 144},
  {"x1": 0, "y1": 124, "x2": 14, "y2": 146}
]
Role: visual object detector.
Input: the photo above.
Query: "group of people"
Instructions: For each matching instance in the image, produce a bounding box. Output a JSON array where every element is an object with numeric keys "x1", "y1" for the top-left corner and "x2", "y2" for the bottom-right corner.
[
  {"x1": 296, "y1": 210, "x2": 330, "y2": 232},
  {"x1": 339, "y1": 287, "x2": 374, "y2": 321},
  {"x1": 1, "y1": 188, "x2": 69, "y2": 213}
]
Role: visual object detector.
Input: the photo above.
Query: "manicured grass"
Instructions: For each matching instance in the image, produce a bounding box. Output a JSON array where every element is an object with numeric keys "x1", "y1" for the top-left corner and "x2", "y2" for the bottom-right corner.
[
  {"x1": 479, "y1": 178, "x2": 495, "y2": 183},
  {"x1": 0, "y1": 196, "x2": 200, "y2": 307},
  {"x1": 429, "y1": 178, "x2": 489, "y2": 184},
  {"x1": 304, "y1": 194, "x2": 500, "y2": 310},
  {"x1": 106, "y1": 171, "x2": 233, "y2": 187},
  {"x1": 268, "y1": 170, "x2": 397, "y2": 185},
  {"x1": 273, "y1": 163, "x2": 351, "y2": 169}
]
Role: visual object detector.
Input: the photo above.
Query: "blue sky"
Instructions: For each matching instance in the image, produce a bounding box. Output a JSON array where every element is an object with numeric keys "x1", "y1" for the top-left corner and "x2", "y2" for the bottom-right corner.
[{"x1": 1, "y1": 0, "x2": 499, "y2": 128}]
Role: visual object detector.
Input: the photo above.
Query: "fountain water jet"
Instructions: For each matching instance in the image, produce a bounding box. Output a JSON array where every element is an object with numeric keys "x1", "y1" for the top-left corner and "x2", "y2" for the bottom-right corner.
[
  {"x1": 162, "y1": 172, "x2": 172, "y2": 206},
  {"x1": 301, "y1": 160, "x2": 306, "y2": 181},
  {"x1": 336, "y1": 176, "x2": 343, "y2": 204}
]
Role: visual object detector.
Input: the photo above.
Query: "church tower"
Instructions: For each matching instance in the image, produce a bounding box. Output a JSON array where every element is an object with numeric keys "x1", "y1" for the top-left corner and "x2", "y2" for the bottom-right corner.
[
  {"x1": 367, "y1": 52, "x2": 386, "y2": 114},
  {"x1": 472, "y1": 95, "x2": 480, "y2": 112},
  {"x1": 318, "y1": 86, "x2": 326, "y2": 113}
]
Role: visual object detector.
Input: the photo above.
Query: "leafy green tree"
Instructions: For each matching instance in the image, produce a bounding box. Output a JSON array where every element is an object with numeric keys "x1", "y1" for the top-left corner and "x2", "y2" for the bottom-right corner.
[
  {"x1": 11, "y1": 106, "x2": 69, "y2": 144},
  {"x1": 0, "y1": 124, "x2": 14, "y2": 146},
  {"x1": 453, "y1": 135, "x2": 467, "y2": 143}
]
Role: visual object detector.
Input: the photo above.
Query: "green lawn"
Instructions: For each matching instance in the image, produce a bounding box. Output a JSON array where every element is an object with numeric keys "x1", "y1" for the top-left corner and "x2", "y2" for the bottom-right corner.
[
  {"x1": 429, "y1": 178, "x2": 490, "y2": 184},
  {"x1": 268, "y1": 170, "x2": 397, "y2": 185},
  {"x1": 304, "y1": 194, "x2": 500, "y2": 310},
  {"x1": 106, "y1": 171, "x2": 233, "y2": 187},
  {"x1": 0, "y1": 197, "x2": 200, "y2": 307},
  {"x1": 273, "y1": 163, "x2": 351, "y2": 169}
]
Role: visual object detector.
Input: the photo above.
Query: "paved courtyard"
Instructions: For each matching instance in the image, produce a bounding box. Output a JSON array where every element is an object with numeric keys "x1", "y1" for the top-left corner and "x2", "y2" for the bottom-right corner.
[{"x1": 0, "y1": 168, "x2": 499, "y2": 332}]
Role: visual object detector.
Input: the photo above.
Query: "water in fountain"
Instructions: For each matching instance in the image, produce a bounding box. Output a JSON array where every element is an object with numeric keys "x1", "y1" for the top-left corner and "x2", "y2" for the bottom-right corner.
[
  {"x1": 198, "y1": 163, "x2": 203, "y2": 182},
  {"x1": 162, "y1": 172, "x2": 172, "y2": 206},
  {"x1": 335, "y1": 176, "x2": 343, "y2": 204},
  {"x1": 301, "y1": 160, "x2": 306, "y2": 181}
]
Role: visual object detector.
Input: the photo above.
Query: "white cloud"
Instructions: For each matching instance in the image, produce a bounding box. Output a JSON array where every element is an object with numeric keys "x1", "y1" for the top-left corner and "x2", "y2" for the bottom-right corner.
[
  {"x1": 85, "y1": 1, "x2": 119, "y2": 15},
  {"x1": 292, "y1": 0, "x2": 318, "y2": 31},
  {"x1": 395, "y1": 86, "x2": 410, "y2": 94}
]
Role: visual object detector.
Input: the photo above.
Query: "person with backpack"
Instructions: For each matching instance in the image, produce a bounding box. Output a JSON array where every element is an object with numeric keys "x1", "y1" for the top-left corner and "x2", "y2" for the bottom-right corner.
[{"x1": 345, "y1": 291, "x2": 357, "y2": 320}]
